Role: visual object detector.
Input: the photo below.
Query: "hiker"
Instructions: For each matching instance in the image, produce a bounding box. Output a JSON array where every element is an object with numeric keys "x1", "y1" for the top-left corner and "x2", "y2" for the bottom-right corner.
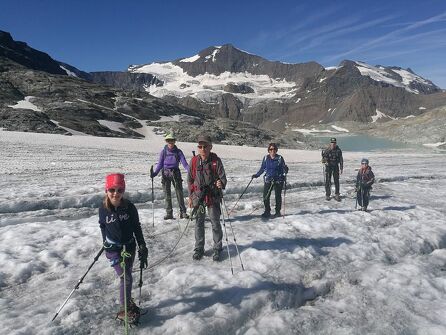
[
  {"x1": 252, "y1": 143, "x2": 288, "y2": 218},
  {"x1": 188, "y1": 134, "x2": 227, "y2": 261},
  {"x1": 321, "y1": 137, "x2": 343, "y2": 201},
  {"x1": 99, "y1": 173, "x2": 148, "y2": 322},
  {"x1": 356, "y1": 158, "x2": 375, "y2": 211},
  {"x1": 151, "y1": 133, "x2": 189, "y2": 220}
]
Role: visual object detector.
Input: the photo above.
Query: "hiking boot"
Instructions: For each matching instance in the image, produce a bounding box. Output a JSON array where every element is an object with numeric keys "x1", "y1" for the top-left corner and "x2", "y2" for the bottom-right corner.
[
  {"x1": 116, "y1": 304, "x2": 139, "y2": 323},
  {"x1": 325, "y1": 195, "x2": 331, "y2": 201},
  {"x1": 164, "y1": 213, "x2": 174, "y2": 220},
  {"x1": 180, "y1": 212, "x2": 189, "y2": 219},
  {"x1": 274, "y1": 211, "x2": 281, "y2": 217},
  {"x1": 128, "y1": 299, "x2": 140, "y2": 314},
  {"x1": 212, "y1": 249, "x2": 222, "y2": 262},
  {"x1": 192, "y1": 249, "x2": 204, "y2": 260},
  {"x1": 334, "y1": 194, "x2": 341, "y2": 202},
  {"x1": 261, "y1": 211, "x2": 271, "y2": 218}
]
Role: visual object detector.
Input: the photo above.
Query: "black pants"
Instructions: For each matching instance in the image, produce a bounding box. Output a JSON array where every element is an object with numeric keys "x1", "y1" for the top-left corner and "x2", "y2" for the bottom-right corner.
[
  {"x1": 357, "y1": 187, "x2": 370, "y2": 208},
  {"x1": 162, "y1": 169, "x2": 186, "y2": 215},
  {"x1": 325, "y1": 165, "x2": 340, "y2": 196},
  {"x1": 263, "y1": 181, "x2": 283, "y2": 214}
]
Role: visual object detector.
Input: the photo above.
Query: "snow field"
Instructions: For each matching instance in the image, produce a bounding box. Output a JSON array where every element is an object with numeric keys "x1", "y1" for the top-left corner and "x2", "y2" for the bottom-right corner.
[{"x1": 0, "y1": 130, "x2": 446, "y2": 334}]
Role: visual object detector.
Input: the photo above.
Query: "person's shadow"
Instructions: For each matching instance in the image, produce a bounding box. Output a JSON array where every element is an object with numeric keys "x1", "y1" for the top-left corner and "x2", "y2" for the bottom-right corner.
[{"x1": 147, "y1": 280, "x2": 325, "y2": 327}]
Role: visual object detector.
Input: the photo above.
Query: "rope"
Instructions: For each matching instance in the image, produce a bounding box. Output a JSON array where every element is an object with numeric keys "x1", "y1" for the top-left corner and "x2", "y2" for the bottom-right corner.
[{"x1": 120, "y1": 246, "x2": 131, "y2": 334}]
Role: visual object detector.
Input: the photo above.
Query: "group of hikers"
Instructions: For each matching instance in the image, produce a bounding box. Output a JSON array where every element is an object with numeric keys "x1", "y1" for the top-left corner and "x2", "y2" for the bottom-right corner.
[{"x1": 98, "y1": 133, "x2": 375, "y2": 323}]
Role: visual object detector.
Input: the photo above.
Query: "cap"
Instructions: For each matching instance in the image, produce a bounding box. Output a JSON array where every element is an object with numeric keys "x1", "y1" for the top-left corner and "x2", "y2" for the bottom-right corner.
[
  {"x1": 197, "y1": 134, "x2": 212, "y2": 144},
  {"x1": 361, "y1": 158, "x2": 369, "y2": 165},
  {"x1": 164, "y1": 133, "x2": 176, "y2": 141},
  {"x1": 105, "y1": 173, "x2": 125, "y2": 191},
  {"x1": 330, "y1": 137, "x2": 337, "y2": 143}
]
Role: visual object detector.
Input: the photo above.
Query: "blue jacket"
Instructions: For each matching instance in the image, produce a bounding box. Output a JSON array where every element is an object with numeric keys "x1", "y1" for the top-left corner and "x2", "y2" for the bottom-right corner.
[
  {"x1": 254, "y1": 154, "x2": 287, "y2": 182},
  {"x1": 99, "y1": 199, "x2": 145, "y2": 248}
]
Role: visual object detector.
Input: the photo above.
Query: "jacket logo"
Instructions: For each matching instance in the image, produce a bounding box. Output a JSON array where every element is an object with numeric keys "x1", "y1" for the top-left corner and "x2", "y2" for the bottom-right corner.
[
  {"x1": 105, "y1": 213, "x2": 129, "y2": 223},
  {"x1": 119, "y1": 214, "x2": 130, "y2": 221}
]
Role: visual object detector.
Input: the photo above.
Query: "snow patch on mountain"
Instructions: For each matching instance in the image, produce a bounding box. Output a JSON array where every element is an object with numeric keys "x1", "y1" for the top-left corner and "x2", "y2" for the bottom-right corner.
[
  {"x1": 59, "y1": 65, "x2": 78, "y2": 77},
  {"x1": 371, "y1": 109, "x2": 397, "y2": 123},
  {"x1": 50, "y1": 120, "x2": 87, "y2": 136},
  {"x1": 204, "y1": 46, "x2": 221, "y2": 62},
  {"x1": 179, "y1": 54, "x2": 201, "y2": 63},
  {"x1": 392, "y1": 68, "x2": 430, "y2": 87},
  {"x1": 423, "y1": 141, "x2": 446, "y2": 148},
  {"x1": 97, "y1": 120, "x2": 125, "y2": 133},
  {"x1": 355, "y1": 62, "x2": 427, "y2": 94},
  {"x1": 331, "y1": 125, "x2": 349, "y2": 132},
  {"x1": 129, "y1": 62, "x2": 297, "y2": 103},
  {"x1": 8, "y1": 96, "x2": 42, "y2": 111}
]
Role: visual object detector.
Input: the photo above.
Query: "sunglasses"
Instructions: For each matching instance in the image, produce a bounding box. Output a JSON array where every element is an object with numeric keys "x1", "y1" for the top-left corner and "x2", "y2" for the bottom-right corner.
[
  {"x1": 107, "y1": 188, "x2": 124, "y2": 194},
  {"x1": 268, "y1": 148, "x2": 277, "y2": 151},
  {"x1": 197, "y1": 145, "x2": 209, "y2": 149}
]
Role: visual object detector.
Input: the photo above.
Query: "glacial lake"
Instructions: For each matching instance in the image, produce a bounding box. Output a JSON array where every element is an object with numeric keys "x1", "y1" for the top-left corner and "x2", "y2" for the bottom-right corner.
[{"x1": 314, "y1": 134, "x2": 413, "y2": 152}]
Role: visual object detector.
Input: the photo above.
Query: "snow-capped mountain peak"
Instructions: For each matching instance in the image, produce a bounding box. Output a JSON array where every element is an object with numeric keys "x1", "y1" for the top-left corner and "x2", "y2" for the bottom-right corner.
[{"x1": 353, "y1": 61, "x2": 436, "y2": 94}]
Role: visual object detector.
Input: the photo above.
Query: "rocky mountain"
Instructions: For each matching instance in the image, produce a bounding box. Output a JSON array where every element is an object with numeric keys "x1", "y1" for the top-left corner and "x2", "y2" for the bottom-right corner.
[
  {"x1": 1, "y1": 30, "x2": 445, "y2": 148},
  {"x1": 1, "y1": 31, "x2": 312, "y2": 148},
  {"x1": 126, "y1": 45, "x2": 445, "y2": 137}
]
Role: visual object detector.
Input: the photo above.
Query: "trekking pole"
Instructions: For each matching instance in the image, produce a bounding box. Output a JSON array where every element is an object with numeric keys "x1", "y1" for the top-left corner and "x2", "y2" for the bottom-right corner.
[
  {"x1": 221, "y1": 197, "x2": 245, "y2": 271},
  {"x1": 228, "y1": 177, "x2": 253, "y2": 216},
  {"x1": 220, "y1": 198, "x2": 234, "y2": 275},
  {"x1": 150, "y1": 165, "x2": 155, "y2": 227},
  {"x1": 361, "y1": 187, "x2": 365, "y2": 211},
  {"x1": 283, "y1": 174, "x2": 287, "y2": 219},
  {"x1": 138, "y1": 266, "x2": 143, "y2": 306},
  {"x1": 121, "y1": 246, "x2": 130, "y2": 334},
  {"x1": 52, "y1": 247, "x2": 104, "y2": 322}
]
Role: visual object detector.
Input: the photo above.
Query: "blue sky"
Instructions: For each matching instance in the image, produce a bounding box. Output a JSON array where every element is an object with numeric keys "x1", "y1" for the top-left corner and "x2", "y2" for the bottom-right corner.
[{"x1": 1, "y1": 0, "x2": 446, "y2": 87}]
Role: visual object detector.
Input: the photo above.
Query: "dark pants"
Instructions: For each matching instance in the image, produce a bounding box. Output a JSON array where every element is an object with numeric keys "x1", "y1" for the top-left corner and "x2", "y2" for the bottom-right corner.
[
  {"x1": 162, "y1": 169, "x2": 186, "y2": 215},
  {"x1": 263, "y1": 181, "x2": 283, "y2": 214},
  {"x1": 325, "y1": 165, "x2": 340, "y2": 196},
  {"x1": 105, "y1": 244, "x2": 136, "y2": 305},
  {"x1": 194, "y1": 203, "x2": 223, "y2": 252},
  {"x1": 357, "y1": 187, "x2": 370, "y2": 208}
]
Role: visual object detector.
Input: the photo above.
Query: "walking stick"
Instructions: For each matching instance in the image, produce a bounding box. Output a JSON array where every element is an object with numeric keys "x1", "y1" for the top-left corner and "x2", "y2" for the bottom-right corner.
[
  {"x1": 221, "y1": 197, "x2": 245, "y2": 271},
  {"x1": 220, "y1": 198, "x2": 234, "y2": 275},
  {"x1": 361, "y1": 187, "x2": 365, "y2": 211},
  {"x1": 52, "y1": 247, "x2": 104, "y2": 321},
  {"x1": 138, "y1": 266, "x2": 143, "y2": 305},
  {"x1": 228, "y1": 177, "x2": 253, "y2": 216},
  {"x1": 283, "y1": 173, "x2": 287, "y2": 218},
  {"x1": 150, "y1": 165, "x2": 155, "y2": 227}
]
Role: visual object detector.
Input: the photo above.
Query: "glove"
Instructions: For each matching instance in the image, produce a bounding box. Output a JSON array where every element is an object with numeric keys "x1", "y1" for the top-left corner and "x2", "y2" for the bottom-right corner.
[
  {"x1": 150, "y1": 171, "x2": 156, "y2": 178},
  {"x1": 321, "y1": 158, "x2": 327, "y2": 164},
  {"x1": 252, "y1": 174, "x2": 258, "y2": 179},
  {"x1": 138, "y1": 244, "x2": 148, "y2": 269},
  {"x1": 103, "y1": 240, "x2": 113, "y2": 250},
  {"x1": 284, "y1": 165, "x2": 289, "y2": 174}
]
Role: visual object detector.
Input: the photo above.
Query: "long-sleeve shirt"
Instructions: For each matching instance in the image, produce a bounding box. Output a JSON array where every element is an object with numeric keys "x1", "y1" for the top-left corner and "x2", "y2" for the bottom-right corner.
[
  {"x1": 322, "y1": 146, "x2": 343, "y2": 170},
  {"x1": 356, "y1": 166, "x2": 375, "y2": 189},
  {"x1": 99, "y1": 200, "x2": 145, "y2": 247},
  {"x1": 153, "y1": 145, "x2": 189, "y2": 177},
  {"x1": 253, "y1": 154, "x2": 287, "y2": 182}
]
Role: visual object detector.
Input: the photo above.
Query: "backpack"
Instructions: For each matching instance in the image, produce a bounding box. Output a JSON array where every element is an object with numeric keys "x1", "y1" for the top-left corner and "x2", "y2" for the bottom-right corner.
[
  {"x1": 163, "y1": 145, "x2": 180, "y2": 164},
  {"x1": 190, "y1": 153, "x2": 218, "y2": 181}
]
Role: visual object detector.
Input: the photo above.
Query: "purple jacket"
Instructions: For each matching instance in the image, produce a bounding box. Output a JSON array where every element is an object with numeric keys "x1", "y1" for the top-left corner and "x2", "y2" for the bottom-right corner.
[{"x1": 153, "y1": 145, "x2": 189, "y2": 177}]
